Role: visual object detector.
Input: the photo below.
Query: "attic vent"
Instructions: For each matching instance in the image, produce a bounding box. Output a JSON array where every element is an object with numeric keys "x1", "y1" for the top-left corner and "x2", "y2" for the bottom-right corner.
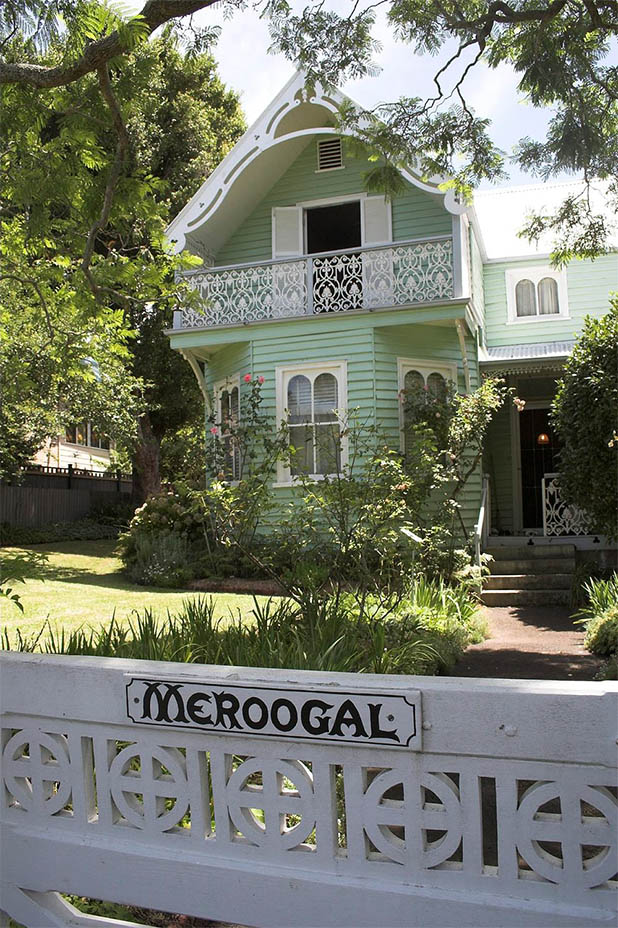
[{"x1": 317, "y1": 138, "x2": 343, "y2": 172}]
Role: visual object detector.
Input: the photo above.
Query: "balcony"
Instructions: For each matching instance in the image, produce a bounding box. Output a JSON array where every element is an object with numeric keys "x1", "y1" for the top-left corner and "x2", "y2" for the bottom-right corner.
[{"x1": 173, "y1": 236, "x2": 454, "y2": 330}]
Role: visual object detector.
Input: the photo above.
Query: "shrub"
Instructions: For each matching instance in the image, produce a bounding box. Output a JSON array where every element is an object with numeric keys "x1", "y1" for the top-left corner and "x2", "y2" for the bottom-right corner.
[{"x1": 584, "y1": 606, "x2": 618, "y2": 658}]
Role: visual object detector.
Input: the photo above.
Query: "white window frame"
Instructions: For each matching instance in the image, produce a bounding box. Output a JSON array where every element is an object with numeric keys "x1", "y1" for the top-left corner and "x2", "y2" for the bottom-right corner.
[
  {"x1": 275, "y1": 360, "x2": 348, "y2": 485},
  {"x1": 65, "y1": 422, "x2": 111, "y2": 451},
  {"x1": 397, "y1": 358, "x2": 457, "y2": 452},
  {"x1": 505, "y1": 267, "x2": 569, "y2": 324},
  {"x1": 213, "y1": 373, "x2": 241, "y2": 481}
]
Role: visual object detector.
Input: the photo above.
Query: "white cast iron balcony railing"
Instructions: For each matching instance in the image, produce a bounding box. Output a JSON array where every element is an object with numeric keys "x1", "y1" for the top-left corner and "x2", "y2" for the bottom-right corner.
[
  {"x1": 542, "y1": 472, "x2": 591, "y2": 536},
  {"x1": 175, "y1": 236, "x2": 454, "y2": 329}
]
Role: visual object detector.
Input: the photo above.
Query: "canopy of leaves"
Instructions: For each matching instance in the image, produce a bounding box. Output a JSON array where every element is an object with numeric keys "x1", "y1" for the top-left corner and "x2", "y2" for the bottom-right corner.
[
  {"x1": 0, "y1": 27, "x2": 244, "y2": 480},
  {"x1": 551, "y1": 299, "x2": 618, "y2": 539}
]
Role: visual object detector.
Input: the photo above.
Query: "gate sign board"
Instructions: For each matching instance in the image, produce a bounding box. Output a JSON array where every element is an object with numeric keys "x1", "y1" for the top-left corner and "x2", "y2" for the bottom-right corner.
[{"x1": 126, "y1": 676, "x2": 421, "y2": 749}]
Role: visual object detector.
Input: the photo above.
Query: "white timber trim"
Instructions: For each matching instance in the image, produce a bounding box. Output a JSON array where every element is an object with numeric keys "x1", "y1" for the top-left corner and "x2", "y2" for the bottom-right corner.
[
  {"x1": 451, "y1": 213, "x2": 471, "y2": 300},
  {"x1": 180, "y1": 350, "x2": 211, "y2": 413},
  {"x1": 455, "y1": 319, "x2": 472, "y2": 392}
]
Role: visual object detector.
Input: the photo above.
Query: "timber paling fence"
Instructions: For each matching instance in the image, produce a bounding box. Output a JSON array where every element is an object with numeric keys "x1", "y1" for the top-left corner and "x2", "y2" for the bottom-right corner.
[
  {"x1": 0, "y1": 466, "x2": 133, "y2": 527},
  {"x1": 0, "y1": 652, "x2": 616, "y2": 927}
]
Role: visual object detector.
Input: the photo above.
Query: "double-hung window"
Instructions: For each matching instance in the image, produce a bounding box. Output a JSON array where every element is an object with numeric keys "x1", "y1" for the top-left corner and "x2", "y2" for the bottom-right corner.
[
  {"x1": 505, "y1": 267, "x2": 569, "y2": 323},
  {"x1": 214, "y1": 375, "x2": 240, "y2": 480},
  {"x1": 65, "y1": 422, "x2": 110, "y2": 450},
  {"x1": 276, "y1": 362, "x2": 347, "y2": 481}
]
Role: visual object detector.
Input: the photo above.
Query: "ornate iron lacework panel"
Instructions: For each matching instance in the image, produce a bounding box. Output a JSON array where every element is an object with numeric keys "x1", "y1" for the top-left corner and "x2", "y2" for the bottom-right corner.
[
  {"x1": 178, "y1": 239, "x2": 454, "y2": 328},
  {"x1": 542, "y1": 473, "x2": 591, "y2": 536},
  {"x1": 2, "y1": 720, "x2": 616, "y2": 902}
]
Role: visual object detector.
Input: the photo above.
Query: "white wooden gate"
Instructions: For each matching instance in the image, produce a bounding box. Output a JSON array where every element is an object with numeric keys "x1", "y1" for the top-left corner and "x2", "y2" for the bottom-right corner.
[{"x1": 1, "y1": 652, "x2": 617, "y2": 927}]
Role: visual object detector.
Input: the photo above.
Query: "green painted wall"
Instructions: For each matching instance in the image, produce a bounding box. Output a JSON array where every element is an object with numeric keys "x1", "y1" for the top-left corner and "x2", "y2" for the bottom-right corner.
[
  {"x1": 215, "y1": 135, "x2": 452, "y2": 266},
  {"x1": 469, "y1": 224, "x2": 485, "y2": 330},
  {"x1": 202, "y1": 318, "x2": 482, "y2": 535},
  {"x1": 484, "y1": 253, "x2": 618, "y2": 347}
]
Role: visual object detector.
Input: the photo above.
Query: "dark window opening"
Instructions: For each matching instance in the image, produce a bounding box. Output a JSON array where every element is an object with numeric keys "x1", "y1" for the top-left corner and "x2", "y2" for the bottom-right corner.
[
  {"x1": 306, "y1": 202, "x2": 362, "y2": 313},
  {"x1": 306, "y1": 202, "x2": 361, "y2": 255}
]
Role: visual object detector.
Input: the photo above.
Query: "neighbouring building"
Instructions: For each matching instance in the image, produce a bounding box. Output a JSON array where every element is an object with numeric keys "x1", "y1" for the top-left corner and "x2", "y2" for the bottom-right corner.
[
  {"x1": 32, "y1": 423, "x2": 113, "y2": 472},
  {"x1": 166, "y1": 72, "x2": 618, "y2": 563}
]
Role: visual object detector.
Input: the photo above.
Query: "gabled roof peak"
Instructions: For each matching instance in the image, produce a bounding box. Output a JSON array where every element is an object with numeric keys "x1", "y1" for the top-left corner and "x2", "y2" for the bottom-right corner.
[{"x1": 166, "y1": 70, "x2": 458, "y2": 259}]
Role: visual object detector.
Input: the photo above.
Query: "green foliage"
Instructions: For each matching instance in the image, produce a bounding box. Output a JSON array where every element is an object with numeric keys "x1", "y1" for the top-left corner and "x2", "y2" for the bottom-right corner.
[
  {"x1": 0, "y1": 548, "x2": 48, "y2": 612},
  {"x1": 4, "y1": 577, "x2": 484, "y2": 676},
  {"x1": 269, "y1": 0, "x2": 618, "y2": 258},
  {"x1": 584, "y1": 607, "x2": 618, "y2": 659},
  {"x1": 551, "y1": 302, "x2": 618, "y2": 539},
  {"x1": 0, "y1": 28, "x2": 244, "y2": 484},
  {"x1": 575, "y1": 573, "x2": 618, "y2": 677}
]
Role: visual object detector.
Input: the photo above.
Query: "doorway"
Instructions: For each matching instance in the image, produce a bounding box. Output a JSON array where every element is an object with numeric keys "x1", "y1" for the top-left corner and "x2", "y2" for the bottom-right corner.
[
  {"x1": 305, "y1": 202, "x2": 362, "y2": 312},
  {"x1": 519, "y1": 406, "x2": 561, "y2": 530}
]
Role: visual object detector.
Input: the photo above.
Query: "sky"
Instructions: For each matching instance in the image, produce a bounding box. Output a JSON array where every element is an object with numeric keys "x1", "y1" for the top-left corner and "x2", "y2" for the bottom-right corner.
[{"x1": 195, "y1": 3, "x2": 560, "y2": 189}]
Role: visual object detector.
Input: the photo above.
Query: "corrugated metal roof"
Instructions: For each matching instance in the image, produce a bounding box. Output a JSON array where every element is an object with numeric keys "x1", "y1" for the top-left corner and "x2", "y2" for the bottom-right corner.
[{"x1": 482, "y1": 340, "x2": 576, "y2": 363}]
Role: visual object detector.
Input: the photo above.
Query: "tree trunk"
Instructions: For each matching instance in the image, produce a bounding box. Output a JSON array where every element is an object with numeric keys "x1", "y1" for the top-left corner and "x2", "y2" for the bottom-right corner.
[{"x1": 133, "y1": 413, "x2": 162, "y2": 502}]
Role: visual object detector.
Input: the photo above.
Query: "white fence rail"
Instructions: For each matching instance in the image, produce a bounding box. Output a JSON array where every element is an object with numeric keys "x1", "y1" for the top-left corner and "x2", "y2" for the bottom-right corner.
[
  {"x1": 1, "y1": 653, "x2": 617, "y2": 927},
  {"x1": 176, "y1": 237, "x2": 453, "y2": 329},
  {"x1": 542, "y1": 472, "x2": 592, "y2": 536}
]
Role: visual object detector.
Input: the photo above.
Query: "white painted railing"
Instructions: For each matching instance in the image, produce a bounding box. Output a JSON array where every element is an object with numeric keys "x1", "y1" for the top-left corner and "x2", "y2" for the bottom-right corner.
[
  {"x1": 1, "y1": 653, "x2": 617, "y2": 927},
  {"x1": 473, "y1": 473, "x2": 490, "y2": 579},
  {"x1": 175, "y1": 236, "x2": 453, "y2": 329},
  {"x1": 542, "y1": 472, "x2": 591, "y2": 536}
]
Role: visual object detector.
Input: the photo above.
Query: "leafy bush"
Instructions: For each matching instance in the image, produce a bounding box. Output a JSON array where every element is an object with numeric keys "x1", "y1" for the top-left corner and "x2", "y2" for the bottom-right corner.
[
  {"x1": 575, "y1": 573, "x2": 618, "y2": 677},
  {"x1": 0, "y1": 519, "x2": 118, "y2": 546},
  {"x1": 4, "y1": 579, "x2": 484, "y2": 677},
  {"x1": 583, "y1": 607, "x2": 618, "y2": 658}
]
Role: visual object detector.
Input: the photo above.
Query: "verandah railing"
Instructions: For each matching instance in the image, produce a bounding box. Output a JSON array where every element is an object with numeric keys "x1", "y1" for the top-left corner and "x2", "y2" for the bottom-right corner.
[{"x1": 174, "y1": 236, "x2": 454, "y2": 329}]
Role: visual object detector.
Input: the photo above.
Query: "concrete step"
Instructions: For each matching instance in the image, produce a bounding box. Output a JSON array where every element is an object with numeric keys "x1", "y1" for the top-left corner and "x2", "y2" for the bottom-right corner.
[
  {"x1": 485, "y1": 573, "x2": 573, "y2": 591},
  {"x1": 485, "y1": 544, "x2": 576, "y2": 561},
  {"x1": 488, "y1": 557, "x2": 575, "y2": 575},
  {"x1": 481, "y1": 589, "x2": 570, "y2": 607}
]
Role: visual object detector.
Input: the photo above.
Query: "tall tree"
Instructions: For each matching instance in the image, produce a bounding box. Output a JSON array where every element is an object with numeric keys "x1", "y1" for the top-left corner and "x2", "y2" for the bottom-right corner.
[
  {"x1": 0, "y1": 28, "x2": 244, "y2": 492},
  {"x1": 1, "y1": 1, "x2": 617, "y2": 261}
]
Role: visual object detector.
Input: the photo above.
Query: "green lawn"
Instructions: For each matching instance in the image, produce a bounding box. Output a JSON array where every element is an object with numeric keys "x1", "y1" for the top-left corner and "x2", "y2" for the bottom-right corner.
[{"x1": 1, "y1": 539, "x2": 263, "y2": 643}]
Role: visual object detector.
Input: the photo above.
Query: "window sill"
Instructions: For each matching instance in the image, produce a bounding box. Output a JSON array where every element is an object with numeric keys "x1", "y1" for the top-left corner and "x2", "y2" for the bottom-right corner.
[
  {"x1": 273, "y1": 474, "x2": 343, "y2": 488},
  {"x1": 506, "y1": 313, "x2": 570, "y2": 325}
]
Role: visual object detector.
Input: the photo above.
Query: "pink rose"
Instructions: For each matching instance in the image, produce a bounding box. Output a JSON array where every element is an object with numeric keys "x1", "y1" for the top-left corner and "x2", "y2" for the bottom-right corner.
[
  {"x1": 210, "y1": 426, "x2": 218, "y2": 435},
  {"x1": 258, "y1": 375, "x2": 265, "y2": 384},
  {"x1": 244, "y1": 373, "x2": 252, "y2": 383}
]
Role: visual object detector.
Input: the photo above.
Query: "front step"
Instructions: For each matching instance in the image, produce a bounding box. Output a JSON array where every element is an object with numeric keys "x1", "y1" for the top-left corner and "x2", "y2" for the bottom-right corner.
[
  {"x1": 485, "y1": 573, "x2": 573, "y2": 591},
  {"x1": 482, "y1": 589, "x2": 570, "y2": 606},
  {"x1": 482, "y1": 544, "x2": 574, "y2": 607},
  {"x1": 488, "y1": 557, "x2": 575, "y2": 575},
  {"x1": 486, "y1": 544, "x2": 575, "y2": 560}
]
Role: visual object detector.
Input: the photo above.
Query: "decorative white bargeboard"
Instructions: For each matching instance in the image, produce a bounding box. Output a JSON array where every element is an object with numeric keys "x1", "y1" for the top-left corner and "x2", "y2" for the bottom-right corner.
[
  {"x1": 542, "y1": 472, "x2": 591, "y2": 536},
  {"x1": 177, "y1": 237, "x2": 453, "y2": 329},
  {"x1": 1, "y1": 653, "x2": 617, "y2": 928}
]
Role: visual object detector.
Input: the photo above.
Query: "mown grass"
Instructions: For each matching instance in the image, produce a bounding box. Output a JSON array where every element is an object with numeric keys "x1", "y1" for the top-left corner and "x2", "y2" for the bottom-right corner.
[{"x1": 0, "y1": 539, "x2": 267, "y2": 643}]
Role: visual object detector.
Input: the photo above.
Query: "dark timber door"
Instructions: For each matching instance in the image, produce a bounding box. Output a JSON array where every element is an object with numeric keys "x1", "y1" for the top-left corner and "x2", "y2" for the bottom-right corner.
[{"x1": 519, "y1": 407, "x2": 561, "y2": 529}]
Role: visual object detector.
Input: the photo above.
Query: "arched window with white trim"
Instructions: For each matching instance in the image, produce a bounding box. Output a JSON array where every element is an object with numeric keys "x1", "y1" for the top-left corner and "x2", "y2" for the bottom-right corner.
[
  {"x1": 506, "y1": 268, "x2": 568, "y2": 322},
  {"x1": 277, "y1": 363, "x2": 347, "y2": 480}
]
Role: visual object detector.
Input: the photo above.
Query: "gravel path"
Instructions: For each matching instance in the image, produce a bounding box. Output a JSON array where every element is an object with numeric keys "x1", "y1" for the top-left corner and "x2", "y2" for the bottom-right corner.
[{"x1": 455, "y1": 604, "x2": 602, "y2": 680}]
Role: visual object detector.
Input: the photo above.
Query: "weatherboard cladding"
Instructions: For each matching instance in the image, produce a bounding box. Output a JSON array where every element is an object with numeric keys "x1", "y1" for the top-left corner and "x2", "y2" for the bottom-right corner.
[
  {"x1": 214, "y1": 135, "x2": 451, "y2": 267},
  {"x1": 204, "y1": 323, "x2": 481, "y2": 534},
  {"x1": 483, "y1": 252, "x2": 618, "y2": 348}
]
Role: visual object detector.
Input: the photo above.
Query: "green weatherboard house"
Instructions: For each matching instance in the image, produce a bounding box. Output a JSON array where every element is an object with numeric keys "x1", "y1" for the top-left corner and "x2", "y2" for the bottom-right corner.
[{"x1": 167, "y1": 72, "x2": 617, "y2": 587}]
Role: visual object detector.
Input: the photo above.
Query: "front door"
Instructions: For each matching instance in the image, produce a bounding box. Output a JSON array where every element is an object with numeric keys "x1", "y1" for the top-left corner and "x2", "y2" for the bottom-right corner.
[{"x1": 519, "y1": 407, "x2": 561, "y2": 529}]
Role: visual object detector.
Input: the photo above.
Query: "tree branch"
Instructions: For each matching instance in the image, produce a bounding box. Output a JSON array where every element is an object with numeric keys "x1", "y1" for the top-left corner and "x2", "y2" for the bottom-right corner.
[{"x1": 0, "y1": 0, "x2": 220, "y2": 88}]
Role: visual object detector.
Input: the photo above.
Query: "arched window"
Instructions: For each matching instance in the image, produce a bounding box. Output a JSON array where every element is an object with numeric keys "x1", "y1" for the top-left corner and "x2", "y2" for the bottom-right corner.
[
  {"x1": 515, "y1": 279, "x2": 537, "y2": 317},
  {"x1": 284, "y1": 367, "x2": 343, "y2": 477},
  {"x1": 216, "y1": 378, "x2": 240, "y2": 480},
  {"x1": 538, "y1": 276, "x2": 560, "y2": 315},
  {"x1": 427, "y1": 371, "x2": 447, "y2": 400},
  {"x1": 404, "y1": 369, "x2": 425, "y2": 394}
]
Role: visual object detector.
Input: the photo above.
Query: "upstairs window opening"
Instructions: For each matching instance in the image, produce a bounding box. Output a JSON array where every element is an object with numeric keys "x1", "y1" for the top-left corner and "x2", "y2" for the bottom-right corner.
[
  {"x1": 305, "y1": 201, "x2": 361, "y2": 255},
  {"x1": 317, "y1": 138, "x2": 343, "y2": 172}
]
